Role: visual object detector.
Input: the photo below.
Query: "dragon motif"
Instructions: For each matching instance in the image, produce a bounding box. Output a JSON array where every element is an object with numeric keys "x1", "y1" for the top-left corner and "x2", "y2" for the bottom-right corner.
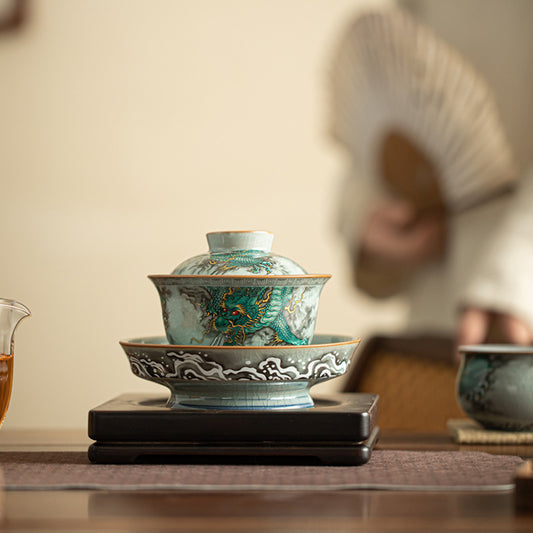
[
  {"x1": 179, "y1": 251, "x2": 274, "y2": 275},
  {"x1": 182, "y1": 285, "x2": 307, "y2": 346},
  {"x1": 207, "y1": 252, "x2": 274, "y2": 274}
]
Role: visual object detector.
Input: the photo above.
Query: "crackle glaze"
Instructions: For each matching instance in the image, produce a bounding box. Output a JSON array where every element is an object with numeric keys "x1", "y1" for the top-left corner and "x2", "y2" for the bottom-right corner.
[{"x1": 120, "y1": 334, "x2": 360, "y2": 409}]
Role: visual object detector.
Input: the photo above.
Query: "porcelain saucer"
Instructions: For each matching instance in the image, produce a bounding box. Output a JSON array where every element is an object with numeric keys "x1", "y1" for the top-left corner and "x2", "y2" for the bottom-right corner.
[{"x1": 120, "y1": 334, "x2": 360, "y2": 410}]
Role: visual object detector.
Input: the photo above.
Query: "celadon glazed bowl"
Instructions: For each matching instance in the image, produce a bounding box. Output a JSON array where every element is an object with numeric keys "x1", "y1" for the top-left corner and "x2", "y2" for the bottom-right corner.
[
  {"x1": 149, "y1": 231, "x2": 330, "y2": 347},
  {"x1": 457, "y1": 344, "x2": 533, "y2": 431},
  {"x1": 120, "y1": 334, "x2": 360, "y2": 409}
]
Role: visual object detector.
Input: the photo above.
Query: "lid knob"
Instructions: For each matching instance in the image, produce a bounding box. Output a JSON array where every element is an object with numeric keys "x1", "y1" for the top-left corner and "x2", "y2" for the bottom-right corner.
[{"x1": 206, "y1": 231, "x2": 273, "y2": 253}]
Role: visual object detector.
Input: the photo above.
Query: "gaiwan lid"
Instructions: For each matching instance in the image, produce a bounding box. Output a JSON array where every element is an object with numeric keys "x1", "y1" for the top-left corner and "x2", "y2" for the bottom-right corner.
[{"x1": 172, "y1": 231, "x2": 308, "y2": 276}]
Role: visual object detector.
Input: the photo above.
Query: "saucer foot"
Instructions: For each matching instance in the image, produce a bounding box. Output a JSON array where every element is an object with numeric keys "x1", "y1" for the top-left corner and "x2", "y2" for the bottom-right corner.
[{"x1": 165, "y1": 381, "x2": 314, "y2": 410}]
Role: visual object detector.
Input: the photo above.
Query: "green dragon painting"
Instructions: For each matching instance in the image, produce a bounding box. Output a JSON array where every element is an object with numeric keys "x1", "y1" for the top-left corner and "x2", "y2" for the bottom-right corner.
[{"x1": 187, "y1": 285, "x2": 307, "y2": 346}]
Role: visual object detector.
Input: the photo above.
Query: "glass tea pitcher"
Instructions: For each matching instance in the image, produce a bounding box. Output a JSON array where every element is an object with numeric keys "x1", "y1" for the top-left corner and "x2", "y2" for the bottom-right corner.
[{"x1": 0, "y1": 299, "x2": 30, "y2": 427}]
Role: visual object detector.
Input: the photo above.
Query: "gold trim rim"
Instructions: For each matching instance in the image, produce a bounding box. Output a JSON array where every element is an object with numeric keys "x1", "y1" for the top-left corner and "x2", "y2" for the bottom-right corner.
[{"x1": 120, "y1": 336, "x2": 360, "y2": 350}]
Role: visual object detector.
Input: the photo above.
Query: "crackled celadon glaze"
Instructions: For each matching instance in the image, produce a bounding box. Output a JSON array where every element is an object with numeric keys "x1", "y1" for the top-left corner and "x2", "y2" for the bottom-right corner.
[
  {"x1": 457, "y1": 345, "x2": 533, "y2": 431},
  {"x1": 120, "y1": 334, "x2": 360, "y2": 409},
  {"x1": 149, "y1": 232, "x2": 330, "y2": 347}
]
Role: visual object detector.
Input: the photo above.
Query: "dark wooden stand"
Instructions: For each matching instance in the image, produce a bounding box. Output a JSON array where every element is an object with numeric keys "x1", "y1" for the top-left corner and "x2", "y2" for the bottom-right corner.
[{"x1": 88, "y1": 393, "x2": 379, "y2": 465}]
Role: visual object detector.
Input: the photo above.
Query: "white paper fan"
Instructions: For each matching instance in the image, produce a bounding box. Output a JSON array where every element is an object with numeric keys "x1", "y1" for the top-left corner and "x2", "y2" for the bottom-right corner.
[{"x1": 329, "y1": 8, "x2": 518, "y2": 212}]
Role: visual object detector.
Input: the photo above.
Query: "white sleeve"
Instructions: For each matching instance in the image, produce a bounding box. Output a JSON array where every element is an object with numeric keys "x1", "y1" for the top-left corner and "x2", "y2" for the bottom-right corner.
[{"x1": 461, "y1": 165, "x2": 533, "y2": 329}]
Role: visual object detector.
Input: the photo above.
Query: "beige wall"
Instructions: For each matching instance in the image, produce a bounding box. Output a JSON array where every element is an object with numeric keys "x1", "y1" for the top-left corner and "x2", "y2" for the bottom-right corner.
[{"x1": 0, "y1": 0, "x2": 401, "y2": 429}]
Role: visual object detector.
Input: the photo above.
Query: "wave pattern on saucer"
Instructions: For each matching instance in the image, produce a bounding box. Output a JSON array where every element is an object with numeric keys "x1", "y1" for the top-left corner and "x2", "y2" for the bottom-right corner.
[{"x1": 128, "y1": 350, "x2": 350, "y2": 382}]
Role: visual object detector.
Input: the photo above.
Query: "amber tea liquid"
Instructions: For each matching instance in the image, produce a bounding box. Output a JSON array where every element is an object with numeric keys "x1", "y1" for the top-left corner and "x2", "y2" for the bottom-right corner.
[{"x1": 0, "y1": 353, "x2": 14, "y2": 426}]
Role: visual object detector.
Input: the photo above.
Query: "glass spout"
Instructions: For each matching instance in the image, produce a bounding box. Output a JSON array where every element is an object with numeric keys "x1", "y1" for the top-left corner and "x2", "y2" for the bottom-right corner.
[{"x1": 0, "y1": 299, "x2": 31, "y2": 356}]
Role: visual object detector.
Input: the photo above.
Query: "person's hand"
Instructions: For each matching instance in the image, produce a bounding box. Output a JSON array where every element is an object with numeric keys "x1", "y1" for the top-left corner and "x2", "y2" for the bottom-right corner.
[
  {"x1": 456, "y1": 307, "x2": 533, "y2": 363},
  {"x1": 359, "y1": 199, "x2": 446, "y2": 268}
]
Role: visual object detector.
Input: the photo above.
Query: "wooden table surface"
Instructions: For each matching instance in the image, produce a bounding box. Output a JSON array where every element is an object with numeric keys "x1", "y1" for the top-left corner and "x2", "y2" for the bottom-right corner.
[{"x1": 1, "y1": 429, "x2": 532, "y2": 532}]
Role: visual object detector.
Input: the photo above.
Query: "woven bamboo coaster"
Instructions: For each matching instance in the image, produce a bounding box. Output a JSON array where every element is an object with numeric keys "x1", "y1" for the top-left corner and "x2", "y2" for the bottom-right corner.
[{"x1": 448, "y1": 419, "x2": 533, "y2": 444}]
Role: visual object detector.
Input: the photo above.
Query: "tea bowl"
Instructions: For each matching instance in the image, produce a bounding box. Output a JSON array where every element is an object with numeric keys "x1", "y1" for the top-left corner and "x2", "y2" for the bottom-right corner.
[
  {"x1": 150, "y1": 275, "x2": 330, "y2": 347},
  {"x1": 457, "y1": 344, "x2": 533, "y2": 431},
  {"x1": 149, "y1": 231, "x2": 330, "y2": 347},
  {"x1": 120, "y1": 334, "x2": 360, "y2": 409}
]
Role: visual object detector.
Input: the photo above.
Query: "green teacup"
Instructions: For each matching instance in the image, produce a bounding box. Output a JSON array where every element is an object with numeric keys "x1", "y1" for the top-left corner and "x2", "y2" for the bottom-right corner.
[
  {"x1": 149, "y1": 231, "x2": 330, "y2": 346},
  {"x1": 457, "y1": 344, "x2": 533, "y2": 431}
]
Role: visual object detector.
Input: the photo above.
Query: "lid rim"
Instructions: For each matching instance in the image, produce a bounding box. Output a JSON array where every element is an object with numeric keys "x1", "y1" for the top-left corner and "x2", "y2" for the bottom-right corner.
[{"x1": 149, "y1": 274, "x2": 331, "y2": 279}]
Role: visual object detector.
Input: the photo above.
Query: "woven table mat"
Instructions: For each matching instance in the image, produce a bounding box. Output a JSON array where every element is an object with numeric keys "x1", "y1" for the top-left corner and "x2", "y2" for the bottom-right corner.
[
  {"x1": 0, "y1": 450, "x2": 524, "y2": 492},
  {"x1": 448, "y1": 419, "x2": 533, "y2": 444}
]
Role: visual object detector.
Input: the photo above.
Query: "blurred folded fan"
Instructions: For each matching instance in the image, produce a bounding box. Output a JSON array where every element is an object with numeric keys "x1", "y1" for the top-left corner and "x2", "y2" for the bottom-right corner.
[{"x1": 330, "y1": 8, "x2": 518, "y2": 212}]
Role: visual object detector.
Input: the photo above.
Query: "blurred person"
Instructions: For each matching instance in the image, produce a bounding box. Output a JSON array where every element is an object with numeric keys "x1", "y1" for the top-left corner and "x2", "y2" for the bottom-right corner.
[{"x1": 331, "y1": 0, "x2": 533, "y2": 361}]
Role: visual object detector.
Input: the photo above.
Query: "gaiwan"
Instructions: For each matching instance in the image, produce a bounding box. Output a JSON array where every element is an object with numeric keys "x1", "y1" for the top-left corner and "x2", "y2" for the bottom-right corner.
[{"x1": 149, "y1": 231, "x2": 330, "y2": 346}]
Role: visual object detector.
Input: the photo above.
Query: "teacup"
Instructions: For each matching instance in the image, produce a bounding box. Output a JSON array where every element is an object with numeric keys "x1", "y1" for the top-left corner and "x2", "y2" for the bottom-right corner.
[
  {"x1": 457, "y1": 344, "x2": 533, "y2": 431},
  {"x1": 149, "y1": 231, "x2": 331, "y2": 346}
]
